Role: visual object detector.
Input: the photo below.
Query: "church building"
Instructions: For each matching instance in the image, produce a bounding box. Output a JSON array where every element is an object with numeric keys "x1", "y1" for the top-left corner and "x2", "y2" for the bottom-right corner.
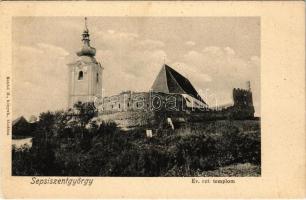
[
  {"x1": 67, "y1": 18, "x2": 255, "y2": 129},
  {"x1": 67, "y1": 18, "x2": 103, "y2": 108}
]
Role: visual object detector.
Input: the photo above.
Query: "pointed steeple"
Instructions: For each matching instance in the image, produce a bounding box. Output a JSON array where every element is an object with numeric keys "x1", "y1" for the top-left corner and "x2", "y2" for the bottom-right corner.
[
  {"x1": 82, "y1": 17, "x2": 90, "y2": 46},
  {"x1": 77, "y1": 17, "x2": 96, "y2": 57},
  {"x1": 84, "y1": 17, "x2": 89, "y2": 32}
]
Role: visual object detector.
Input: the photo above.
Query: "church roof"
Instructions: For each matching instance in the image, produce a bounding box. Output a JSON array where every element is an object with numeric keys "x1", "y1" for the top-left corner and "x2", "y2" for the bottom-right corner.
[
  {"x1": 151, "y1": 64, "x2": 206, "y2": 104},
  {"x1": 76, "y1": 17, "x2": 96, "y2": 57},
  {"x1": 77, "y1": 45, "x2": 96, "y2": 57}
]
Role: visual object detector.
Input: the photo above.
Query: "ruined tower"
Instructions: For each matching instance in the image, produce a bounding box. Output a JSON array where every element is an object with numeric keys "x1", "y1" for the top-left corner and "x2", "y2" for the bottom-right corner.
[{"x1": 68, "y1": 17, "x2": 103, "y2": 108}]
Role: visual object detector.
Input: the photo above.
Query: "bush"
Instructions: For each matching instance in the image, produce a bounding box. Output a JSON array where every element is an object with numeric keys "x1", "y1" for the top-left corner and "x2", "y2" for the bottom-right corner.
[{"x1": 12, "y1": 106, "x2": 261, "y2": 177}]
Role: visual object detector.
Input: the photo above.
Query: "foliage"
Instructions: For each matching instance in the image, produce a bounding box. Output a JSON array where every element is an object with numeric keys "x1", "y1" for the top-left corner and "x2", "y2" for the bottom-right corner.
[
  {"x1": 12, "y1": 118, "x2": 36, "y2": 139},
  {"x1": 12, "y1": 103, "x2": 261, "y2": 176}
]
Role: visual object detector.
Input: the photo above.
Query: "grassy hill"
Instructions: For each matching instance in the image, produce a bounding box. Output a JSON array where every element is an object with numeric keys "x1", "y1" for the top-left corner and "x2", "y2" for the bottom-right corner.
[{"x1": 12, "y1": 104, "x2": 260, "y2": 176}]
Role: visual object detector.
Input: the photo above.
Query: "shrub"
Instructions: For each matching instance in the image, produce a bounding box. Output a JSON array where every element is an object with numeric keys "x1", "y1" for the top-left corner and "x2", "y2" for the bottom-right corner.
[{"x1": 12, "y1": 109, "x2": 261, "y2": 177}]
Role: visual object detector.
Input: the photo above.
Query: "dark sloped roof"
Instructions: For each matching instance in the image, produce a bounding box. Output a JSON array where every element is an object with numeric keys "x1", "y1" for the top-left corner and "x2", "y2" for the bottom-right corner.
[
  {"x1": 151, "y1": 64, "x2": 206, "y2": 104},
  {"x1": 12, "y1": 116, "x2": 28, "y2": 126},
  {"x1": 151, "y1": 65, "x2": 169, "y2": 93}
]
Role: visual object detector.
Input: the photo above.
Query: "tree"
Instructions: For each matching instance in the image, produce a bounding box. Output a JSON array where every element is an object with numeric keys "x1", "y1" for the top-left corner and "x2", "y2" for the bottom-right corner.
[{"x1": 73, "y1": 102, "x2": 98, "y2": 128}]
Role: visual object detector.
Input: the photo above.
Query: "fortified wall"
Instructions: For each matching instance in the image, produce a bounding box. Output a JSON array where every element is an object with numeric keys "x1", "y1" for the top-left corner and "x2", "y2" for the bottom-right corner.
[
  {"x1": 96, "y1": 88, "x2": 255, "y2": 129},
  {"x1": 231, "y1": 88, "x2": 255, "y2": 119},
  {"x1": 96, "y1": 91, "x2": 187, "y2": 129}
]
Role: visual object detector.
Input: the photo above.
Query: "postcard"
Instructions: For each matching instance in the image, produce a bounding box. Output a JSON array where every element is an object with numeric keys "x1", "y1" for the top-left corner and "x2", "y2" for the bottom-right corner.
[{"x1": 0, "y1": 1, "x2": 305, "y2": 198}]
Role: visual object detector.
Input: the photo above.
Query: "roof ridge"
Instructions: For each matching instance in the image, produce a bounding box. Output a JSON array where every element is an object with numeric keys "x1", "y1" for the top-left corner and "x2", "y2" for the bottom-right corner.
[{"x1": 163, "y1": 64, "x2": 169, "y2": 93}]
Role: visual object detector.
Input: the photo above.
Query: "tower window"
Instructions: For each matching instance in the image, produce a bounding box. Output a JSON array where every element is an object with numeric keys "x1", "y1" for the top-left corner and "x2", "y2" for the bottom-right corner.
[
  {"x1": 78, "y1": 71, "x2": 83, "y2": 80},
  {"x1": 96, "y1": 73, "x2": 99, "y2": 83}
]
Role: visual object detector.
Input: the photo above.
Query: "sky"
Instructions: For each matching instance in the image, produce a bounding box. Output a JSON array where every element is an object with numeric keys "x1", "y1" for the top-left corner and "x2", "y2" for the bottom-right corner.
[{"x1": 12, "y1": 17, "x2": 260, "y2": 119}]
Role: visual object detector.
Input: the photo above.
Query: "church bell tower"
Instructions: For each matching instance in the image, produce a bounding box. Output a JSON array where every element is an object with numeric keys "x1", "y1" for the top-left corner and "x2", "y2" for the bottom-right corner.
[{"x1": 68, "y1": 17, "x2": 103, "y2": 108}]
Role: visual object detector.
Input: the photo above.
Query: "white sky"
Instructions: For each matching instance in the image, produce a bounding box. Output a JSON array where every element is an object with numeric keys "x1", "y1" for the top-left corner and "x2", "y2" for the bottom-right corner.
[{"x1": 13, "y1": 17, "x2": 260, "y2": 119}]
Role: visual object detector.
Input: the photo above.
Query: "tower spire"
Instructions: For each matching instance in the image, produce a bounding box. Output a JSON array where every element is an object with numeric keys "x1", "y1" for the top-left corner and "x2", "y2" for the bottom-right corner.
[
  {"x1": 77, "y1": 17, "x2": 96, "y2": 57},
  {"x1": 82, "y1": 17, "x2": 90, "y2": 46},
  {"x1": 84, "y1": 17, "x2": 88, "y2": 31}
]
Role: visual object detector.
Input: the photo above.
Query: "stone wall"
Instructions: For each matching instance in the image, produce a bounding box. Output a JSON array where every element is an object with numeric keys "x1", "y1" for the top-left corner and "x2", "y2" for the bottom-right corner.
[
  {"x1": 97, "y1": 89, "x2": 255, "y2": 129},
  {"x1": 97, "y1": 110, "x2": 156, "y2": 129},
  {"x1": 100, "y1": 91, "x2": 186, "y2": 113}
]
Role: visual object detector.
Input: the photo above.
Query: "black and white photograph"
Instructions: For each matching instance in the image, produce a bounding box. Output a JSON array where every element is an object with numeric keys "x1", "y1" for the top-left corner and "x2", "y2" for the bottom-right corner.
[{"x1": 12, "y1": 16, "x2": 261, "y2": 177}]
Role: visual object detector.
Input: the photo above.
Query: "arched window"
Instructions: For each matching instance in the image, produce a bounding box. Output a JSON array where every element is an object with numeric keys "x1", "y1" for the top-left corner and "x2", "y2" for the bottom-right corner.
[
  {"x1": 96, "y1": 73, "x2": 99, "y2": 83},
  {"x1": 78, "y1": 71, "x2": 83, "y2": 80}
]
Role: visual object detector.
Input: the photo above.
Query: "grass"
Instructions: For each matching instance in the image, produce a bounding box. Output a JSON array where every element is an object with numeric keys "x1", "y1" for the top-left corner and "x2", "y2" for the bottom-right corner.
[{"x1": 199, "y1": 163, "x2": 261, "y2": 177}]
